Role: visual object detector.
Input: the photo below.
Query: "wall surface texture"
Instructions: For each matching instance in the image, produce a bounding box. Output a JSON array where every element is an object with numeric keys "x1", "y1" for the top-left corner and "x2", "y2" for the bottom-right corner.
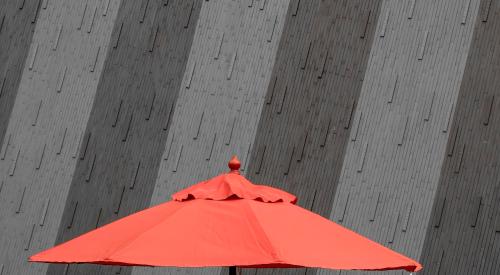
[
  {"x1": 329, "y1": 0, "x2": 481, "y2": 268},
  {"x1": 1, "y1": 0, "x2": 500, "y2": 275},
  {"x1": 139, "y1": 0, "x2": 290, "y2": 274},
  {"x1": 49, "y1": 1, "x2": 203, "y2": 275},
  {"x1": 0, "y1": 0, "x2": 120, "y2": 274},
  {"x1": 420, "y1": 0, "x2": 500, "y2": 274},
  {"x1": 0, "y1": 0, "x2": 41, "y2": 153},
  {"x1": 244, "y1": 1, "x2": 382, "y2": 274}
]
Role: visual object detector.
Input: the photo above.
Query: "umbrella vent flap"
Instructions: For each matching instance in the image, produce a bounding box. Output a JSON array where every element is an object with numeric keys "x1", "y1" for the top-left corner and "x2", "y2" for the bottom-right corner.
[{"x1": 172, "y1": 156, "x2": 297, "y2": 204}]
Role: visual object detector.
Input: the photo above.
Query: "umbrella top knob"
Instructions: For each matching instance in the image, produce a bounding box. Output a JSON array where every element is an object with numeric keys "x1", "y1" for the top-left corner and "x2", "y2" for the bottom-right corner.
[{"x1": 228, "y1": 156, "x2": 240, "y2": 173}]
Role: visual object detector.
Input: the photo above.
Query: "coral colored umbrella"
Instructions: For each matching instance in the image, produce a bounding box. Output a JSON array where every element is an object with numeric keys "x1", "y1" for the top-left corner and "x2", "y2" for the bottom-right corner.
[{"x1": 30, "y1": 156, "x2": 422, "y2": 274}]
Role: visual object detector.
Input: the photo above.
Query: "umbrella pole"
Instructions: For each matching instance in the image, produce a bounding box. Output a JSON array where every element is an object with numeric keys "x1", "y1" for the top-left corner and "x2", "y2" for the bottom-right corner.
[{"x1": 229, "y1": 266, "x2": 236, "y2": 275}]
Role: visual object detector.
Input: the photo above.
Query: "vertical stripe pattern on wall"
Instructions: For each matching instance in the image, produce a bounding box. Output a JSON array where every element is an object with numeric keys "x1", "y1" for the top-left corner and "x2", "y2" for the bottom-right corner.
[
  {"x1": 244, "y1": 0, "x2": 382, "y2": 274},
  {"x1": 48, "y1": 1, "x2": 203, "y2": 275},
  {"x1": 327, "y1": 0, "x2": 481, "y2": 274},
  {"x1": 421, "y1": 0, "x2": 500, "y2": 273},
  {"x1": 0, "y1": 1, "x2": 42, "y2": 153},
  {"x1": 0, "y1": 0, "x2": 121, "y2": 274},
  {"x1": 1, "y1": 0, "x2": 499, "y2": 274},
  {"x1": 136, "y1": 1, "x2": 290, "y2": 275}
]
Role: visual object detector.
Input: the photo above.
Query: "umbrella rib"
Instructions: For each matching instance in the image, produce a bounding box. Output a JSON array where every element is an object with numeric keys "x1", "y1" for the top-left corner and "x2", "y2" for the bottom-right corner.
[
  {"x1": 107, "y1": 200, "x2": 287, "y2": 267},
  {"x1": 243, "y1": 201, "x2": 282, "y2": 263},
  {"x1": 102, "y1": 202, "x2": 187, "y2": 262},
  {"x1": 290, "y1": 205, "x2": 421, "y2": 271}
]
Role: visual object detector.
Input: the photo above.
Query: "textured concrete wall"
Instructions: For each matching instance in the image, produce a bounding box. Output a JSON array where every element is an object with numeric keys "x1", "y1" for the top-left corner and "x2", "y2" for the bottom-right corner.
[
  {"x1": 0, "y1": 0, "x2": 41, "y2": 150},
  {"x1": 246, "y1": 0, "x2": 381, "y2": 218},
  {"x1": 327, "y1": 1, "x2": 480, "y2": 273},
  {"x1": 48, "y1": 1, "x2": 203, "y2": 275},
  {"x1": 136, "y1": 0, "x2": 290, "y2": 274},
  {"x1": 244, "y1": 1, "x2": 382, "y2": 274},
  {"x1": 420, "y1": 0, "x2": 500, "y2": 273},
  {"x1": 0, "y1": 0, "x2": 120, "y2": 274},
  {"x1": 2, "y1": 1, "x2": 500, "y2": 275}
]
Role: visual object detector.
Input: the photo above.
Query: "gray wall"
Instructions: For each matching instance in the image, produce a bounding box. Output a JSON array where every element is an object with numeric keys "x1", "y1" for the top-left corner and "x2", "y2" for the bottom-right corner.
[
  {"x1": 0, "y1": 0, "x2": 121, "y2": 274},
  {"x1": 137, "y1": 0, "x2": 290, "y2": 274},
  {"x1": 49, "y1": 1, "x2": 202, "y2": 275},
  {"x1": 0, "y1": 0, "x2": 41, "y2": 152},
  {"x1": 421, "y1": 0, "x2": 500, "y2": 273},
  {"x1": 1, "y1": 0, "x2": 500, "y2": 274},
  {"x1": 246, "y1": 0, "x2": 381, "y2": 218},
  {"x1": 328, "y1": 0, "x2": 481, "y2": 271},
  {"x1": 245, "y1": 1, "x2": 382, "y2": 274}
]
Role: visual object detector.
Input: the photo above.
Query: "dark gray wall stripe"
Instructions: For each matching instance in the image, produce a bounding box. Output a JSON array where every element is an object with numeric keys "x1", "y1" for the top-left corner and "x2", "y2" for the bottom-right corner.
[
  {"x1": 243, "y1": 0, "x2": 382, "y2": 274},
  {"x1": 0, "y1": 1, "x2": 41, "y2": 154},
  {"x1": 48, "y1": 1, "x2": 203, "y2": 275},
  {"x1": 420, "y1": 0, "x2": 500, "y2": 274},
  {"x1": 247, "y1": 0, "x2": 381, "y2": 221},
  {"x1": 326, "y1": 1, "x2": 481, "y2": 273},
  {"x1": 0, "y1": 0, "x2": 121, "y2": 274}
]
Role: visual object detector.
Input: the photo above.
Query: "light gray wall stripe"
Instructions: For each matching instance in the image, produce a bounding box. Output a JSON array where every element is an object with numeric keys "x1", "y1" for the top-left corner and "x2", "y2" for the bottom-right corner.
[
  {"x1": 133, "y1": 0, "x2": 290, "y2": 274},
  {"x1": 326, "y1": 0, "x2": 481, "y2": 272}
]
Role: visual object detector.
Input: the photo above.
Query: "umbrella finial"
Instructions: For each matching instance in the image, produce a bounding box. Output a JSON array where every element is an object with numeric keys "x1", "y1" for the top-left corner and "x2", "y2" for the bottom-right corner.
[{"x1": 228, "y1": 156, "x2": 240, "y2": 174}]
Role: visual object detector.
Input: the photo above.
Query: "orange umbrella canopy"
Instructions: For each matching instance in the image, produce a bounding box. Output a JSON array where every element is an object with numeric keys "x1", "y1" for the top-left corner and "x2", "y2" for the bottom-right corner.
[{"x1": 30, "y1": 157, "x2": 422, "y2": 272}]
